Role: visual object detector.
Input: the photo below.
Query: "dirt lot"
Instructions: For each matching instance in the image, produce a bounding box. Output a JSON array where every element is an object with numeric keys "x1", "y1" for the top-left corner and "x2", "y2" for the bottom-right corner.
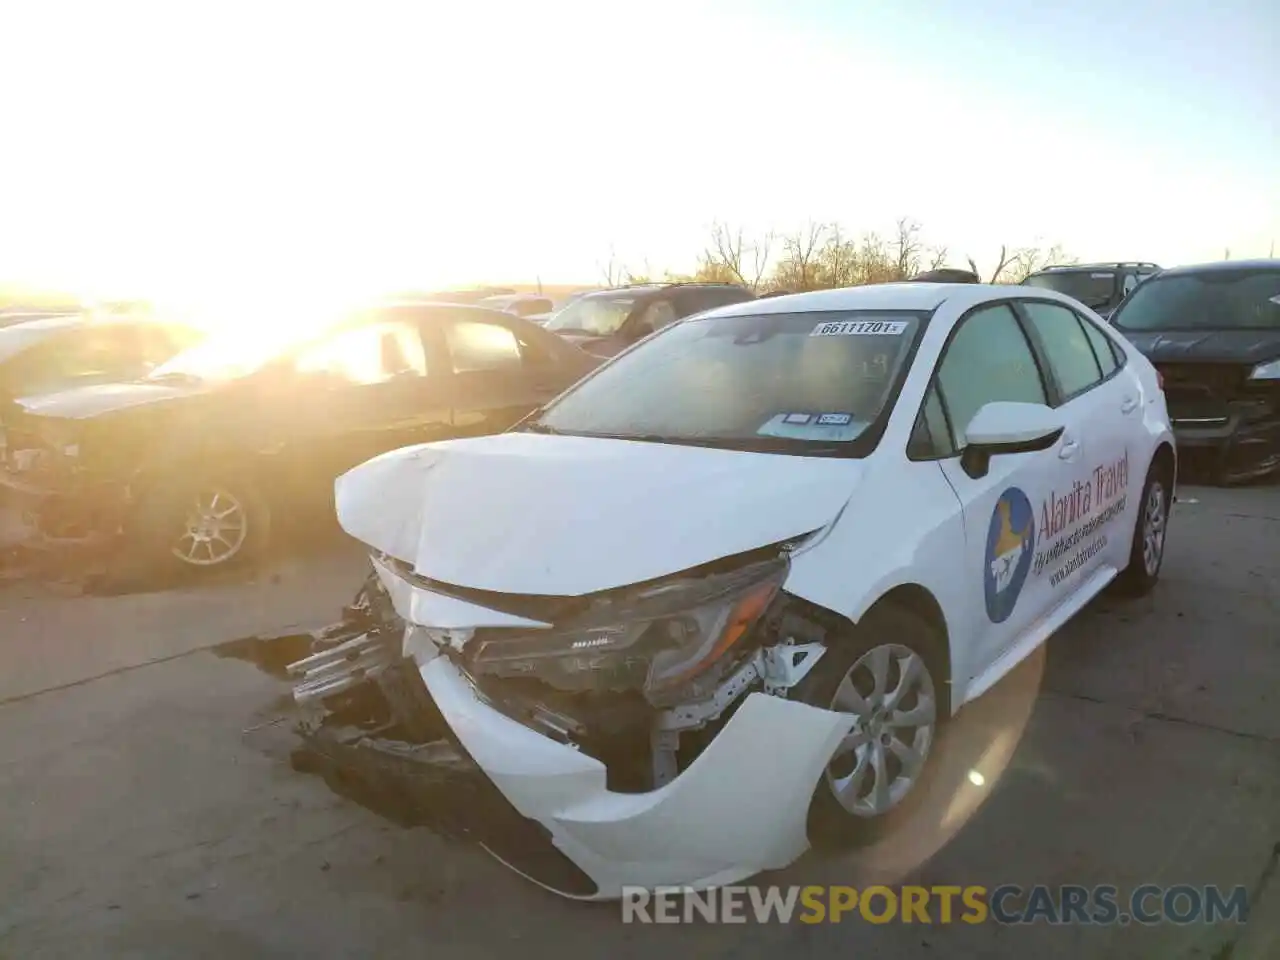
[{"x1": 1, "y1": 483, "x2": 1277, "y2": 959}]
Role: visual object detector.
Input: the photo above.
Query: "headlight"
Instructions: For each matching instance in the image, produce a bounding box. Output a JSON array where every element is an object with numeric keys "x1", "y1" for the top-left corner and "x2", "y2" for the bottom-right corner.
[
  {"x1": 1249, "y1": 358, "x2": 1280, "y2": 380},
  {"x1": 468, "y1": 560, "x2": 786, "y2": 707}
]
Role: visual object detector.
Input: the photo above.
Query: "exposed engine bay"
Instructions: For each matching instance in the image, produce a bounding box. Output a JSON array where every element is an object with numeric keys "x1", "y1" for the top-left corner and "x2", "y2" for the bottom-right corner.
[
  {"x1": 292, "y1": 546, "x2": 832, "y2": 791},
  {"x1": 283, "y1": 544, "x2": 855, "y2": 898}
]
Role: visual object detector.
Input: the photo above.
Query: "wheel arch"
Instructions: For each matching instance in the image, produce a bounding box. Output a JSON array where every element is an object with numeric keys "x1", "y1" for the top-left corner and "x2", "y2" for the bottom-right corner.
[
  {"x1": 803, "y1": 581, "x2": 954, "y2": 715},
  {"x1": 1151, "y1": 439, "x2": 1176, "y2": 487}
]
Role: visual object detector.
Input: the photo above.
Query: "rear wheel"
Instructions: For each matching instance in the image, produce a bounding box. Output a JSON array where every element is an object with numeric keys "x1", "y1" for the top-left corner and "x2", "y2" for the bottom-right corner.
[
  {"x1": 1116, "y1": 459, "x2": 1171, "y2": 596},
  {"x1": 793, "y1": 604, "x2": 950, "y2": 849}
]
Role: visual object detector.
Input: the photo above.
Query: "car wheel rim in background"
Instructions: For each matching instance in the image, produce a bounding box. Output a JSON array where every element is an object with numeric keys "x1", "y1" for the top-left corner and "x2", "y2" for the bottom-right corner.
[{"x1": 171, "y1": 487, "x2": 248, "y2": 566}]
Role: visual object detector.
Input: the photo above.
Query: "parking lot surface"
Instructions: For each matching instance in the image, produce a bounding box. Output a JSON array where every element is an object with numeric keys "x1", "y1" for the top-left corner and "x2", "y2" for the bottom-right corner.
[{"x1": 1, "y1": 483, "x2": 1277, "y2": 959}]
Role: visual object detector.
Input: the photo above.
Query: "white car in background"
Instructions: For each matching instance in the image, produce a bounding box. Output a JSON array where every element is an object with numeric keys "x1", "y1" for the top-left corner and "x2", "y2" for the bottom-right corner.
[{"x1": 317, "y1": 281, "x2": 1176, "y2": 900}]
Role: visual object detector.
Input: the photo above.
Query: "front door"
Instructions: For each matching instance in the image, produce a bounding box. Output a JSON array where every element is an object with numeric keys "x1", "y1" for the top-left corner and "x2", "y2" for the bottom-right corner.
[{"x1": 928, "y1": 302, "x2": 1073, "y2": 678}]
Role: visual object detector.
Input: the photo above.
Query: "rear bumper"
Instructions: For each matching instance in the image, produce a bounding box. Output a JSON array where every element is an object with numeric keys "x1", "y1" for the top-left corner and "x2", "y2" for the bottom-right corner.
[{"x1": 419, "y1": 652, "x2": 853, "y2": 900}]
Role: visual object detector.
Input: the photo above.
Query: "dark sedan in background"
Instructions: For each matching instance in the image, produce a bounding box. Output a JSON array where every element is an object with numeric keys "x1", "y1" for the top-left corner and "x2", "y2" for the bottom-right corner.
[
  {"x1": 1111, "y1": 259, "x2": 1280, "y2": 483},
  {"x1": 542, "y1": 282, "x2": 754, "y2": 358},
  {"x1": 0, "y1": 302, "x2": 597, "y2": 582}
]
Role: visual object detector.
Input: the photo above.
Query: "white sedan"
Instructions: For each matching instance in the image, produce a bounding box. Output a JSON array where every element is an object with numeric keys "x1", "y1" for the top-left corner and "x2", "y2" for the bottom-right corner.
[{"x1": 329, "y1": 281, "x2": 1176, "y2": 899}]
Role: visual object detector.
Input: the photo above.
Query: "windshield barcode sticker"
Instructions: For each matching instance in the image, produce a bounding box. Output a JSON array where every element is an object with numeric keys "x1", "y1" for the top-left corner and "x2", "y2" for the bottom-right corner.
[{"x1": 811, "y1": 320, "x2": 907, "y2": 337}]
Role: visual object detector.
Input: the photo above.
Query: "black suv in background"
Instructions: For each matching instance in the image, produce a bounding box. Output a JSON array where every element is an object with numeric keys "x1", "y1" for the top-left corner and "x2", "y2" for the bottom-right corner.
[
  {"x1": 1023, "y1": 262, "x2": 1161, "y2": 319},
  {"x1": 542, "y1": 282, "x2": 755, "y2": 358},
  {"x1": 1110, "y1": 259, "x2": 1280, "y2": 483}
]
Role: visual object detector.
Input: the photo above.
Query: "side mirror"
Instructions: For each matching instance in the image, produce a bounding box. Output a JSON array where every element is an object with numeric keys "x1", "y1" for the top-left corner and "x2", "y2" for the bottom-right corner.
[{"x1": 960, "y1": 401, "x2": 1064, "y2": 479}]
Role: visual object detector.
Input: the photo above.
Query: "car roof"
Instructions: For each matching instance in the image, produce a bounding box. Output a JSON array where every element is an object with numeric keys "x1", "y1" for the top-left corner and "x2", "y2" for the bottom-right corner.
[
  {"x1": 697, "y1": 282, "x2": 986, "y2": 316},
  {"x1": 689, "y1": 281, "x2": 1098, "y2": 324},
  {"x1": 1032, "y1": 262, "x2": 1161, "y2": 274},
  {"x1": 1152, "y1": 258, "x2": 1280, "y2": 278}
]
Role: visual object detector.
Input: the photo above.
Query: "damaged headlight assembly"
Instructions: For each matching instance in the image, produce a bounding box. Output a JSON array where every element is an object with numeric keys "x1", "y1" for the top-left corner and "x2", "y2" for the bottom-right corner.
[{"x1": 465, "y1": 559, "x2": 788, "y2": 708}]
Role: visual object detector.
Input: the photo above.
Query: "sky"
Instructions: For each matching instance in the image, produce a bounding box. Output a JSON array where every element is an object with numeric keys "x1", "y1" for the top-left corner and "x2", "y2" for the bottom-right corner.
[{"x1": 0, "y1": 0, "x2": 1276, "y2": 321}]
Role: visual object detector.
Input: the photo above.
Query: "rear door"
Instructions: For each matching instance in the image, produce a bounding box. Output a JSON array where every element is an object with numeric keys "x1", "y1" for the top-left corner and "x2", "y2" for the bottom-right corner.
[
  {"x1": 1014, "y1": 298, "x2": 1141, "y2": 582},
  {"x1": 438, "y1": 308, "x2": 574, "y2": 436}
]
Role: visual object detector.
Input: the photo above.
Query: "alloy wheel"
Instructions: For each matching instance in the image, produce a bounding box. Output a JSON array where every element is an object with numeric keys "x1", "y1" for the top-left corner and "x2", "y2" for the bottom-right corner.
[
  {"x1": 825, "y1": 643, "x2": 937, "y2": 818},
  {"x1": 1142, "y1": 481, "x2": 1167, "y2": 577},
  {"x1": 172, "y1": 487, "x2": 248, "y2": 566}
]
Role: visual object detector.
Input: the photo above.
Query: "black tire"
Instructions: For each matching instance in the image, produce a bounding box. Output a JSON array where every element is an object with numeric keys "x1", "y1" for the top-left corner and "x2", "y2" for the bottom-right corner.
[
  {"x1": 1115, "y1": 458, "x2": 1172, "y2": 597},
  {"x1": 128, "y1": 468, "x2": 271, "y2": 580},
  {"x1": 792, "y1": 603, "x2": 950, "y2": 850}
]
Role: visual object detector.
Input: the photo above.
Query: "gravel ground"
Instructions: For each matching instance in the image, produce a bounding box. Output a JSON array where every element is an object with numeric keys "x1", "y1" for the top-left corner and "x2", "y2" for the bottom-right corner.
[{"x1": 0, "y1": 483, "x2": 1276, "y2": 959}]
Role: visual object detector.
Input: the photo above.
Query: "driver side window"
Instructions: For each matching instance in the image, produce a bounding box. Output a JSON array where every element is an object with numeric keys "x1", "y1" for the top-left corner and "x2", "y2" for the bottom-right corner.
[{"x1": 934, "y1": 304, "x2": 1048, "y2": 447}]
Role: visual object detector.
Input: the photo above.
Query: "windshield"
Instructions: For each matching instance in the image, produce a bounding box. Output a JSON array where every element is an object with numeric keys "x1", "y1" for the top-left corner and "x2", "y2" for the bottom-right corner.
[
  {"x1": 1111, "y1": 268, "x2": 1280, "y2": 332},
  {"x1": 1024, "y1": 271, "x2": 1116, "y2": 309},
  {"x1": 529, "y1": 310, "x2": 925, "y2": 454},
  {"x1": 147, "y1": 328, "x2": 310, "y2": 381},
  {"x1": 544, "y1": 294, "x2": 636, "y2": 337}
]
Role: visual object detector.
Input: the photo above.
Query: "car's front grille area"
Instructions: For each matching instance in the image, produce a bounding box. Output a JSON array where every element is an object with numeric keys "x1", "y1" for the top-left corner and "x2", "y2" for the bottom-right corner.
[
  {"x1": 1157, "y1": 363, "x2": 1256, "y2": 423},
  {"x1": 1157, "y1": 363, "x2": 1251, "y2": 397}
]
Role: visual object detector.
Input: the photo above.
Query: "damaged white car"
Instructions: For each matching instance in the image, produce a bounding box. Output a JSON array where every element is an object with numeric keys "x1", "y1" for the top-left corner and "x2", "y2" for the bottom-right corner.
[{"x1": 286, "y1": 282, "x2": 1176, "y2": 900}]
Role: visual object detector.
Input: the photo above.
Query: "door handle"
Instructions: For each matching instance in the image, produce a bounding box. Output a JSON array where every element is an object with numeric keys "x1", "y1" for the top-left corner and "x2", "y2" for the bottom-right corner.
[
  {"x1": 1121, "y1": 396, "x2": 1139, "y2": 414},
  {"x1": 1058, "y1": 438, "x2": 1080, "y2": 460}
]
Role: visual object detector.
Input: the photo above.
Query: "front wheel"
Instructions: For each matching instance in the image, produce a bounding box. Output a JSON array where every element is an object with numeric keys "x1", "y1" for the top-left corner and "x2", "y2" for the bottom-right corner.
[{"x1": 793, "y1": 604, "x2": 950, "y2": 849}]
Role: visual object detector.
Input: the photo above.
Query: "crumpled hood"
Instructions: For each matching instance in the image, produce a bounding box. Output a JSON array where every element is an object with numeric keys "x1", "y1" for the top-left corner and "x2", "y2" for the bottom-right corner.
[{"x1": 335, "y1": 432, "x2": 864, "y2": 596}]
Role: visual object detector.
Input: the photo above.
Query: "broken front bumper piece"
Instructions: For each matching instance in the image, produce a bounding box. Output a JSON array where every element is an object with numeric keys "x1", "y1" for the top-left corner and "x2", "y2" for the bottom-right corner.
[
  {"x1": 420, "y1": 653, "x2": 851, "y2": 899},
  {"x1": 285, "y1": 568, "x2": 856, "y2": 900}
]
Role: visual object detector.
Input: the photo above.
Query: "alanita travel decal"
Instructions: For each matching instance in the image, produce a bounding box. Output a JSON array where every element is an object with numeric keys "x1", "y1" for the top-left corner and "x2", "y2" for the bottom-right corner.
[{"x1": 1033, "y1": 450, "x2": 1131, "y2": 581}]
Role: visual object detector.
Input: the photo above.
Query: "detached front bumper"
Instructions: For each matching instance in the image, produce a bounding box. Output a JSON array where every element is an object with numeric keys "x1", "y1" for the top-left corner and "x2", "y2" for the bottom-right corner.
[{"x1": 419, "y1": 652, "x2": 852, "y2": 899}]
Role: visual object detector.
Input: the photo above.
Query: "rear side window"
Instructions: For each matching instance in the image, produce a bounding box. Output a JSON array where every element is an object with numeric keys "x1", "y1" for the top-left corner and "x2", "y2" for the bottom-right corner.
[
  {"x1": 1077, "y1": 315, "x2": 1120, "y2": 377},
  {"x1": 1021, "y1": 301, "x2": 1104, "y2": 400}
]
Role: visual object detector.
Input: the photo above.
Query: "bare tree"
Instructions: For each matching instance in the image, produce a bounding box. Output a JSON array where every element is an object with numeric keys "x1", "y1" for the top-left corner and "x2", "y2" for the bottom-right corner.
[
  {"x1": 1004, "y1": 242, "x2": 1072, "y2": 282},
  {"x1": 968, "y1": 245, "x2": 1013, "y2": 284},
  {"x1": 747, "y1": 230, "x2": 775, "y2": 292},
  {"x1": 891, "y1": 218, "x2": 924, "y2": 280},
  {"x1": 926, "y1": 246, "x2": 948, "y2": 271},
  {"x1": 700, "y1": 222, "x2": 774, "y2": 291},
  {"x1": 598, "y1": 246, "x2": 627, "y2": 287},
  {"x1": 785, "y1": 222, "x2": 827, "y2": 290}
]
